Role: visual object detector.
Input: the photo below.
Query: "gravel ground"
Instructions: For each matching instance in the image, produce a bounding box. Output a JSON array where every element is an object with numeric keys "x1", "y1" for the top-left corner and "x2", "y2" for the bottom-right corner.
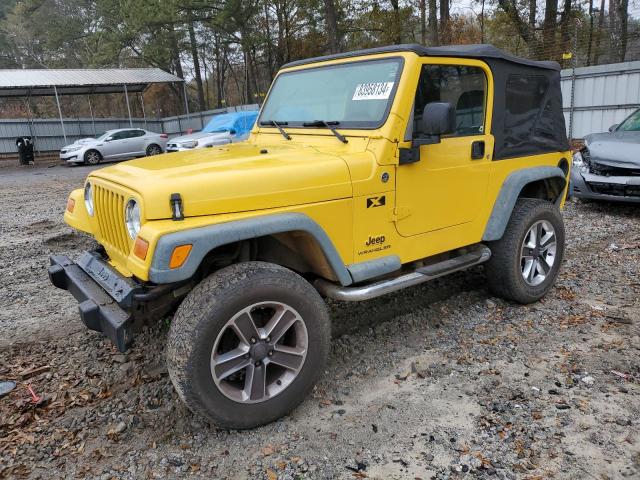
[{"x1": 1, "y1": 164, "x2": 639, "y2": 480}]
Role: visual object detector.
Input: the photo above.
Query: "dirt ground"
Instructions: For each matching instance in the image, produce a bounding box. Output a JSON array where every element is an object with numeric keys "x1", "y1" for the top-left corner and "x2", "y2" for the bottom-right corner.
[{"x1": 0, "y1": 164, "x2": 639, "y2": 480}]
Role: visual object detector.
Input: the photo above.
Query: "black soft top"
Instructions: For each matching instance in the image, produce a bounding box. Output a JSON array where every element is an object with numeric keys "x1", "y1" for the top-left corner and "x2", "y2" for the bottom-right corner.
[
  {"x1": 282, "y1": 43, "x2": 560, "y2": 71},
  {"x1": 282, "y1": 44, "x2": 568, "y2": 159}
]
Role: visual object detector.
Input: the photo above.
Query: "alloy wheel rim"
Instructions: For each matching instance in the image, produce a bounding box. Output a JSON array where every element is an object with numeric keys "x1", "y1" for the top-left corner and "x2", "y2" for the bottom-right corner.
[
  {"x1": 87, "y1": 152, "x2": 100, "y2": 164},
  {"x1": 210, "y1": 301, "x2": 308, "y2": 404},
  {"x1": 148, "y1": 146, "x2": 160, "y2": 155},
  {"x1": 520, "y1": 220, "x2": 557, "y2": 286}
]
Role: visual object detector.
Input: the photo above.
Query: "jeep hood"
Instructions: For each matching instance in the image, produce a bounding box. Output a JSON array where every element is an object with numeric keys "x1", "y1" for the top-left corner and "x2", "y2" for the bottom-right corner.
[
  {"x1": 585, "y1": 131, "x2": 640, "y2": 169},
  {"x1": 90, "y1": 143, "x2": 353, "y2": 219}
]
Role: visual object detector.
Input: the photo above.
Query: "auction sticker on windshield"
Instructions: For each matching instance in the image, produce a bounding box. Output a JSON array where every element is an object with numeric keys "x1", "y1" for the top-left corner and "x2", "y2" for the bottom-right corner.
[{"x1": 352, "y1": 82, "x2": 394, "y2": 101}]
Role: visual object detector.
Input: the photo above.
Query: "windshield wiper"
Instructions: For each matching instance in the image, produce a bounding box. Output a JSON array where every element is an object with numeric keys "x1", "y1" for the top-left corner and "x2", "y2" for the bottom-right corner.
[
  {"x1": 259, "y1": 120, "x2": 291, "y2": 140},
  {"x1": 302, "y1": 120, "x2": 348, "y2": 144}
]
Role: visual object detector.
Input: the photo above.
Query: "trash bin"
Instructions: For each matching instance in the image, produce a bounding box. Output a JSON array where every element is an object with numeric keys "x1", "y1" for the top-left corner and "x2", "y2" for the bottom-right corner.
[{"x1": 16, "y1": 136, "x2": 34, "y2": 165}]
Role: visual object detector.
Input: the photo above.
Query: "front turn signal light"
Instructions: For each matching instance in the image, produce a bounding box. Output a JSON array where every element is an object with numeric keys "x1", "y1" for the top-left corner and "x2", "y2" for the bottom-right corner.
[
  {"x1": 133, "y1": 237, "x2": 149, "y2": 260},
  {"x1": 66, "y1": 197, "x2": 75, "y2": 213},
  {"x1": 169, "y1": 244, "x2": 192, "y2": 269}
]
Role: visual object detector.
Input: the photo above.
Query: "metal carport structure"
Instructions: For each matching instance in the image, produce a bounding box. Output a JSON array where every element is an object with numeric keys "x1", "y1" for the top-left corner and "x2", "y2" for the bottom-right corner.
[{"x1": 0, "y1": 68, "x2": 186, "y2": 146}]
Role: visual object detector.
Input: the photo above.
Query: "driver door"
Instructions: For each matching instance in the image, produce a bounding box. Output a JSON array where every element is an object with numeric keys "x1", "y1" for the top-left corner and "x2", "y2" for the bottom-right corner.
[
  {"x1": 101, "y1": 131, "x2": 131, "y2": 159},
  {"x1": 395, "y1": 59, "x2": 494, "y2": 236}
]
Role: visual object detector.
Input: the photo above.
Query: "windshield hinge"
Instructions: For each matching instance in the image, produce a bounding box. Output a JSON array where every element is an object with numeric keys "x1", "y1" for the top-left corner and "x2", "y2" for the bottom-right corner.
[{"x1": 390, "y1": 206, "x2": 411, "y2": 221}]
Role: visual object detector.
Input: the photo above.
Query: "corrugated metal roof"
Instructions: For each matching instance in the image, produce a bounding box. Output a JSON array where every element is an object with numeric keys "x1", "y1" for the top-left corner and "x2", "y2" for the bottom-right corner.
[{"x1": 0, "y1": 68, "x2": 183, "y2": 97}]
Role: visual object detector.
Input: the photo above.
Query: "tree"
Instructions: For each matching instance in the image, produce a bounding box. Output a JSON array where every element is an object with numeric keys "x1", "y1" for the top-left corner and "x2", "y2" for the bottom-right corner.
[
  {"x1": 428, "y1": 0, "x2": 438, "y2": 45},
  {"x1": 187, "y1": 16, "x2": 206, "y2": 110},
  {"x1": 542, "y1": 0, "x2": 559, "y2": 57},
  {"x1": 610, "y1": 0, "x2": 629, "y2": 62},
  {"x1": 323, "y1": 0, "x2": 340, "y2": 53},
  {"x1": 439, "y1": 0, "x2": 450, "y2": 44},
  {"x1": 496, "y1": 0, "x2": 537, "y2": 57},
  {"x1": 0, "y1": 0, "x2": 637, "y2": 120}
]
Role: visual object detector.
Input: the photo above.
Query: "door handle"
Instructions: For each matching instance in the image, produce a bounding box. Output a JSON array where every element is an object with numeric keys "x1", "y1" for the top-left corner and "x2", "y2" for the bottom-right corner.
[{"x1": 471, "y1": 141, "x2": 485, "y2": 160}]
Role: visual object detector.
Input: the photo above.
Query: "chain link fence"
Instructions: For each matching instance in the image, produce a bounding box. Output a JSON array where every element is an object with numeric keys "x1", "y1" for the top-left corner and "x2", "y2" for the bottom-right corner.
[{"x1": 0, "y1": 105, "x2": 259, "y2": 156}]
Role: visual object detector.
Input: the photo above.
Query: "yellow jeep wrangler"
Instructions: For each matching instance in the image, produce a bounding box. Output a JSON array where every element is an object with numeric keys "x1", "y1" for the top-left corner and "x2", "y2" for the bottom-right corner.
[{"x1": 49, "y1": 44, "x2": 570, "y2": 429}]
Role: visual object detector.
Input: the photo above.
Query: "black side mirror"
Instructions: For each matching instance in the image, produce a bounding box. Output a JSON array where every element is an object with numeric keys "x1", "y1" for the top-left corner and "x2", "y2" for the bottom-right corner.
[
  {"x1": 422, "y1": 102, "x2": 456, "y2": 136},
  {"x1": 608, "y1": 124, "x2": 618, "y2": 132},
  {"x1": 399, "y1": 102, "x2": 456, "y2": 165}
]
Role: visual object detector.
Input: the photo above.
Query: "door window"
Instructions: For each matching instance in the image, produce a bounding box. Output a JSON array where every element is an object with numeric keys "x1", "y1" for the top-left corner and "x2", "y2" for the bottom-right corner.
[
  {"x1": 414, "y1": 65, "x2": 487, "y2": 137},
  {"x1": 110, "y1": 131, "x2": 128, "y2": 140}
]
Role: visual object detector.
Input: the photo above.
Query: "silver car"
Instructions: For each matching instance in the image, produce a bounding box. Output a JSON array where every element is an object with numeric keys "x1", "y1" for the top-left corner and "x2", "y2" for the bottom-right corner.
[
  {"x1": 571, "y1": 108, "x2": 640, "y2": 203},
  {"x1": 60, "y1": 128, "x2": 168, "y2": 165}
]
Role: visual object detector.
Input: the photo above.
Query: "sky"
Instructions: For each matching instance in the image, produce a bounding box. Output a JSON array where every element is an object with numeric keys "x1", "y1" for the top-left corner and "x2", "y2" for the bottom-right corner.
[{"x1": 451, "y1": 0, "x2": 640, "y2": 19}]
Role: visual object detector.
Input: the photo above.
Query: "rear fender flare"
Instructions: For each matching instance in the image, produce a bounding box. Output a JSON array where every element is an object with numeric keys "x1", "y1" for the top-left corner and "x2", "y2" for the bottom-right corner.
[{"x1": 482, "y1": 166, "x2": 566, "y2": 241}]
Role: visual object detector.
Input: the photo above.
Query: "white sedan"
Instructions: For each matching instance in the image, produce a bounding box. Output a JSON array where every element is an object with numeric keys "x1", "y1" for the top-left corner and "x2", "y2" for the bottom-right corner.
[{"x1": 60, "y1": 128, "x2": 168, "y2": 165}]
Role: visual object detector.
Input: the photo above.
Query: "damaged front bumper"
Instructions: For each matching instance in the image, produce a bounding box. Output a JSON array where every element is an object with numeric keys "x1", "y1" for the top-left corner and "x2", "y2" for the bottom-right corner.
[
  {"x1": 570, "y1": 169, "x2": 640, "y2": 203},
  {"x1": 48, "y1": 252, "x2": 138, "y2": 351},
  {"x1": 49, "y1": 251, "x2": 191, "y2": 351}
]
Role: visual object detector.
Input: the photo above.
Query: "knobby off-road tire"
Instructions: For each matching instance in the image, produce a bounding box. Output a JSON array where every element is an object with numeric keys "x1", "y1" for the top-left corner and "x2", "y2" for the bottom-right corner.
[
  {"x1": 167, "y1": 261, "x2": 330, "y2": 429},
  {"x1": 485, "y1": 198, "x2": 565, "y2": 304}
]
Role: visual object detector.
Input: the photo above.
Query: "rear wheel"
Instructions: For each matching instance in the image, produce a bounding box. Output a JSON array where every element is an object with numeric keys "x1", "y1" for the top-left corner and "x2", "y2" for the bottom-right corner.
[
  {"x1": 146, "y1": 144, "x2": 162, "y2": 156},
  {"x1": 485, "y1": 198, "x2": 565, "y2": 304},
  {"x1": 83, "y1": 149, "x2": 101, "y2": 165},
  {"x1": 166, "y1": 261, "x2": 330, "y2": 429}
]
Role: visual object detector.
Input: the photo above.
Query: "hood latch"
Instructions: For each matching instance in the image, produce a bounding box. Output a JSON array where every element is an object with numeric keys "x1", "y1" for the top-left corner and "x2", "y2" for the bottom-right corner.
[{"x1": 170, "y1": 193, "x2": 184, "y2": 221}]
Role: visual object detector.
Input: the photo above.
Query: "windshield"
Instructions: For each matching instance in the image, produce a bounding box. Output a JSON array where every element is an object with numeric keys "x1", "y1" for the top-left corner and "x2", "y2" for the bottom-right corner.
[
  {"x1": 94, "y1": 132, "x2": 109, "y2": 140},
  {"x1": 617, "y1": 109, "x2": 640, "y2": 131},
  {"x1": 260, "y1": 58, "x2": 403, "y2": 129}
]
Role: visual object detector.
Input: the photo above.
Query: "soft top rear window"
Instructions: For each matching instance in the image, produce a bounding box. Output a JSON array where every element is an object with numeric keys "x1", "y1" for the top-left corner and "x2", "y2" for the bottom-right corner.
[{"x1": 504, "y1": 74, "x2": 556, "y2": 150}]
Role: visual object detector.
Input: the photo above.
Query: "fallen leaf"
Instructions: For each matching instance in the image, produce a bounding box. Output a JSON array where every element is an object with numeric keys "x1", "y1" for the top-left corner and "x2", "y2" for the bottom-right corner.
[
  {"x1": 266, "y1": 468, "x2": 277, "y2": 480},
  {"x1": 261, "y1": 444, "x2": 276, "y2": 456}
]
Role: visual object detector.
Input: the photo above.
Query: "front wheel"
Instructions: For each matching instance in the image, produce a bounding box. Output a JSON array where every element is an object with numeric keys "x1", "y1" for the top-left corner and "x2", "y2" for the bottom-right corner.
[
  {"x1": 485, "y1": 198, "x2": 565, "y2": 304},
  {"x1": 83, "y1": 149, "x2": 101, "y2": 165},
  {"x1": 166, "y1": 262, "x2": 330, "y2": 429}
]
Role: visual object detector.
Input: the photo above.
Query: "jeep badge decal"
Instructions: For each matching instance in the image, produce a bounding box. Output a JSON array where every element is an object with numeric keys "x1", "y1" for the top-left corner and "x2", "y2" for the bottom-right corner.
[{"x1": 367, "y1": 195, "x2": 386, "y2": 208}]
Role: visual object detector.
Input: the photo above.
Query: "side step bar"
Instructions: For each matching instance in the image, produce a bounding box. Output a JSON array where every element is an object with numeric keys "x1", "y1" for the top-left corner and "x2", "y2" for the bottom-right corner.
[{"x1": 315, "y1": 245, "x2": 491, "y2": 301}]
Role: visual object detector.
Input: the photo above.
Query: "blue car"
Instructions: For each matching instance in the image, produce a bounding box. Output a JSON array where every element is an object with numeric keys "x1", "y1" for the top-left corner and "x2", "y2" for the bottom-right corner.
[{"x1": 167, "y1": 111, "x2": 259, "y2": 152}]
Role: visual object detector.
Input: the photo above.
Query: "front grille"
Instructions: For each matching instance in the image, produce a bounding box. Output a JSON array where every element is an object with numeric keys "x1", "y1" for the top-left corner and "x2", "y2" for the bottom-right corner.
[
  {"x1": 588, "y1": 182, "x2": 640, "y2": 198},
  {"x1": 93, "y1": 185, "x2": 131, "y2": 257},
  {"x1": 590, "y1": 162, "x2": 640, "y2": 177}
]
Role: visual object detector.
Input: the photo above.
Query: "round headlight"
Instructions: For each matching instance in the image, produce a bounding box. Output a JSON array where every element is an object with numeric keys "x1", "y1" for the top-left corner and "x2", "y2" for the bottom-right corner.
[
  {"x1": 84, "y1": 183, "x2": 94, "y2": 216},
  {"x1": 572, "y1": 150, "x2": 589, "y2": 173},
  {"x1": 572, "y1": 151, "x2": 584, "y2": 167},
  {"x1": 125, "y1": 199, "x2": 141, "y2": 239}
]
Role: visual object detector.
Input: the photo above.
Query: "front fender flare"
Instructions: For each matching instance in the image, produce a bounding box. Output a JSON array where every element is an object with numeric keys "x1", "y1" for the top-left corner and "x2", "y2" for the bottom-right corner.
[
  {"x1": 482, "y1": 166, "x2": 566, "y2": 242},
  {"x1": 149, "y1": 213, "x2": 353, "y2": 286}
]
